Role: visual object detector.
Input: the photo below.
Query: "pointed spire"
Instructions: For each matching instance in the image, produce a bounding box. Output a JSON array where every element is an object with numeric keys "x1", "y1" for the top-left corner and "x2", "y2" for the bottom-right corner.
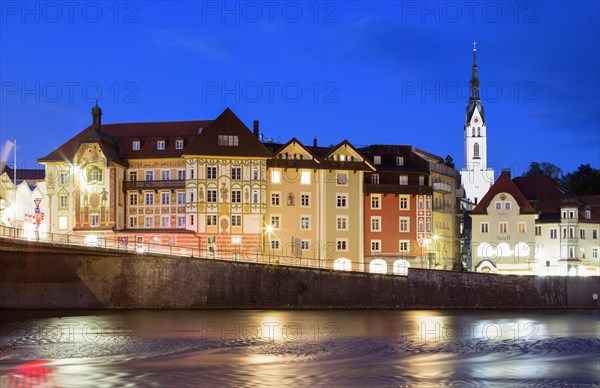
[
  {"x1": 469, "y1": 41, "x2": 480, "y2": 102},
  {"x1": 91, "y1": 99, "x2": 102, "y2": 131}
]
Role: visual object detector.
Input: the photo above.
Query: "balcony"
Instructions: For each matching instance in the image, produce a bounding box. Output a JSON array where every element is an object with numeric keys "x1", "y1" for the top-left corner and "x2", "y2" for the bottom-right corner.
[
  {"x1": 124, "y1": 180, "x2": 185, "y2": 190},
  {"x1": 364, "y1": 183, "x2": 432, "y2": 195},
  {"x1": 433, "y1": 182, "x2": 452, "y2": 193}
]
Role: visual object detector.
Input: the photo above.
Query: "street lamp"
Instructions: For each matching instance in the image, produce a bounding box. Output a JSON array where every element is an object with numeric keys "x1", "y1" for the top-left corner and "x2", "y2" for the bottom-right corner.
[
  {"x1": 421, "y1": 238, "x2": 431, "y2": 269},
  {"x1": 265, "y1": 224, "x2": 274, "y2": 263}
]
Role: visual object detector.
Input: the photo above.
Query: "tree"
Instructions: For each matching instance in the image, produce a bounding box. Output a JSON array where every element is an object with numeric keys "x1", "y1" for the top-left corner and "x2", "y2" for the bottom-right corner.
[
  {"x1": 561, "y1": 164, "x2": 600, "y2": 195},
  {"x1": 523, "y1": 162, "x2": 563, "y2": 181}
]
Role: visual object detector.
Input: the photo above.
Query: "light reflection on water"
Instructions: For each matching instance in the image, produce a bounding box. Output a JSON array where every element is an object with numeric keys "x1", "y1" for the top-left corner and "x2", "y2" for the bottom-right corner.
[{"x1": 1, "y1": 310, "x2": 598, "y2": 387}]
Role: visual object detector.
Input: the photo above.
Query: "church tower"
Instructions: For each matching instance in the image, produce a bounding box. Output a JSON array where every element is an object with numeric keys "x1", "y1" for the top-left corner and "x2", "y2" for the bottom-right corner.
[{"x1": 460, "y1": 42, "x2": 495, "y2": 205}]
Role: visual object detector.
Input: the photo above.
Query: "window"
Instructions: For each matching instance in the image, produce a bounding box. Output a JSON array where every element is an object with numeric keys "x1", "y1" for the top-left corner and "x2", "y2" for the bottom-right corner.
[
  {"x1": 474, "y1": 142, "x2": 480, "y2": 158},
  {"x1": 593, "y1": 248, "x2": 598, "y2": 259},
  {"x1": 189, "y1": 168, "x2": 195, "y2": 179},
  {"x1": 231, "y1": 215, "x2": 241, "y2": 227},
  {"x1": 418, "y1": 219, "x2": 424, "y2": 232},
  {"x1": 518, "y1": 222, "x2": 526, "y2": 234},
  {"x1": 399, "y1": 240, "x2": 410, "y2": 252},
  {"x1": 91, "y1": 214, "x2": 99, "y2": 227},
  {"x1": 189, "y1": 191, "x2": 195, "y2": 203},
  {"x1": 336, "y1": 172, "x2": 348, "y2": 185},
  {"x1": 371, "y1": 195, "x2": 380, "y2": 209},
  {"x1": 271, "y1": 215, "x2": 280, "y2": 229},
  {"x1": 396, "y1": 156, "x2": 404, "y2": 166},
  {"x1": 218, "y1": 135, "x2": 239, "y2": 146},
  {"x1": 178, "y1": 170, "x2": 185, "y2": 180},
  {"x1": 499, "y1": 222, "x2": 508, "y2": 234},
  {"x1": 336, "y1": 239, "x2": 348, "y2": 251},
  {"x1": 58, "y1": 216, "x2": 68, "y2": 230},
  {"x1": 569, "y1": 247, "x2": 575, "y2": 258},
  {"x1": 301, "y1": 216, "x2": 310, "y2": 229},
  {"x1": 336, "y1": 194, "x2": 348, "y2": 208},
  {"x1": 399, "y1": 217, "x2": 409, "y2": 232},
  {"x1": 585, "y1": 209, "x2": 591, "y2": 219},
  {"x1": 129, "y1": 193, "x2": 138, "y2": 206},
  {"x1": 418, "y1": 197, "x2": 424, "y2": 209},
  {"x1": 301, "y1": 193, "x2": 310, "y2": 207},
  {"x1": 550, "y1": 228, "x2": 557, "y2": 239},
  {"x1": 161, "y1": 216, "x2": 169, "y2": 228},
  {"x1": 146, "y1": 170, "x2": 153, "y2": 181},
  {"x1": 231, "y1": 167, "x2": 241, "y2": 181},
  {"x1": 370, "y1": 216, "x2": 381, "y2": 232},
  {"x1": 271, "y1": 170, "x2": 281, "y2": 183},
  {"x1": 132, "y1": 140, "x2": 140, "y2": 151},
  {"x1": 373, "y1": 155, "x2": 381, "y2": 165},
  {"x1": 505, "y1": 202, "x2": 511, "y2": 210},
  {"x1": 400, "y1": 196, "x2": 409, "y2": 210},
  {"x1": 175, "y1": 139, "x2": 184, "y2": 150},
  {"x1": 370, "y1": 240, "x2": 381, "y2": 252},
  {"x1": 207, "y1": 166, "x2": 217, "y2": 180},
  {"x1": 271, "y1": 193, "x2": 280, "y2": 206},
  {"x1": 495, "y1": 202, "x2": 502, "y2": 210},
  {"x1": 207, "y1": 215, "x2": 217, "y2": 226},
  {"x1": 129, "y1": 216, "x2": 137, "y2": 228},
  {"x1": 253, "y1": 190, "x2": 259, "y2": 204},
  {"x1": 580, "y1": 229, "x2": 586, "y2": 239},
  {"x1": 593, "y1": 230, "x2": 598, "y2": 239},
  {"x1": 207, "y1": 189, "x2": 217, "y2": 203},
  {"x1": 145, "y1": 193, "x2": 154, "y2": 205},
  {"x1": 271, "y1": 240, "x2": 281, "y2": 249},
  {"x1": 177, "y1": 192, "x2": 185, "y2": 204},
  {"x1": 189, "y1": 214, "x2": 194, "y2": 226},
  {"x1": 419, "y1": 176, "x2": 425, "y2": 186},
  {"x1": 162, "y1": 170, "x2": 170, "y2": 180},
  {"x1": 157, "y1": 140, "x2": 165, "y2": 150},
  {"x1": 129, "y1": 171, "x2": 137, "y2": 181},
  {"x1": 301, "y1": 170, "x2": 311, "y2": 185},
  {"x1": 252, "y1": 167, "x2": 259, "y2": 180},
  {"x1": 535, "y1": 226, "x2": 542, "y2": 236},
  {"x1": 399, "y1": 175, "x2": 408, "y2": 185},
  {"x1": 161, "y1": 192, "x2": 170, "y2": 205},
  {"x1": 177, "y1": 216, "x2": 185, "y2": 227},
  {"x1": 87, "y1": 166, "x2": 102, "y2": 182},
  {"x1": 336, "y1": 216, "x2": 348, "y2": 231},
  {"x1": 301, "y1": 240, "x2": 310, "y2": 250},
  {"x1": 231, "y1": 190, "x2": 242, "y2": 203},
  {"x1": 60, "y1": 172, "x2": 67, "y2": 185},
  {"x1": 59, "y1": 195, "x2": 68, "y2": 208},
  {"x1": 569, "y1": 227, "x2": 575, "y2": 239},
  {"x1": 371, "y1": 174, "x2": 379, "y2": 184}
]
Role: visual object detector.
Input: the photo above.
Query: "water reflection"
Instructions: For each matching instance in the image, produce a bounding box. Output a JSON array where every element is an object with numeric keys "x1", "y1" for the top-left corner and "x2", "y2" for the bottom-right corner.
[{"x1": 1, "y1": 310, "x2": 598, "y2": 386}]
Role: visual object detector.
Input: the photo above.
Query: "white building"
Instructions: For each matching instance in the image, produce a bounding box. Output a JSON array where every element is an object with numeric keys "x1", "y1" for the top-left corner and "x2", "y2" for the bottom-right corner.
[
  {"x1": 471, "y1": 171, "x2": 599, "y2": 276},
  {"x1": 460, "y1": 43, "x2": 494, "y2": 205}
]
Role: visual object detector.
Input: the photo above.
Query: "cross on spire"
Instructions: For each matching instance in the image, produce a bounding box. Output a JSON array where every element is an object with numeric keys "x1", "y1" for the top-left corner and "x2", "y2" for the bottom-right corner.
[{"x1": 473, "y1": 40, "x2": 477, "y2": 51}]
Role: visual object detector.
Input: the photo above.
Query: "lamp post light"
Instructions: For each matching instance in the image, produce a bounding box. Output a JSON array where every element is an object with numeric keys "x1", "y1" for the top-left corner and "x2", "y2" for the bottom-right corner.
[
  {"x1": 265, "y1": 224, "x2": 274, "y2": 263},
  {"x1": 421, "y1": 238, "x2": 431, "y2": 269}
]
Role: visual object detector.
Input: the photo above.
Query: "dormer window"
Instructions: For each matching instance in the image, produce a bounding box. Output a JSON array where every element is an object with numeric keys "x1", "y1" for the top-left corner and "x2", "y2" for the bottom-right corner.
[
  {"x1": 396, "y1": 156, "x2": 404, "y2": 166},
  {"x1": 157, "y1": 140, "x2": 165, "y2": 150},
  {"x1": 585, "y1": 209, "x2": 591, "y2": 219},
  {"x1": 218, "y1": 135, "x2": 239, "y2": 146},
  {"x1": 374, "y1": 156, "x2": 381, "y2": 165},
  {"x1": 132, "y1": 140, "x2": 140, "y2": 151},
  {"x1": 175, "y1": 139, "x2": 184, "y2": 150}
]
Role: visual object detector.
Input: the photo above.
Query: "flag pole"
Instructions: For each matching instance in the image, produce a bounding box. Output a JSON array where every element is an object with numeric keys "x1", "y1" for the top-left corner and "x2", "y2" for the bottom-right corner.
[{"x1": 13, "y1": 139, "x2": 16, "y2": 228}]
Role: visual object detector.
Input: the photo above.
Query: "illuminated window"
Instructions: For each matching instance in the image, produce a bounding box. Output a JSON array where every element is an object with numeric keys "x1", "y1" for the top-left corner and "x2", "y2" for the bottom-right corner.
[
  {"x1": 145, "y1": 216, "x2": 153, "y2": 228},
  {"x1": 175, "y1": 139, "x2": 184, "y2": 150},
  {"x1": 218, "y1": 135, "x2": 239, "y2": 146},
  {"x1": 177, "y1": 192, "x2": 185, "y2": 204},
  {"x1": 399, "y1": 175, "x2": 408, "y2": 185},
  {"x1": 157, "y1": 140, "x2": 165, "y2": 150},
  {"x1": 499, "y1": 222, "x2": 508, "y2": 234},
  {"x1": 373, "y1": 156, "x2": 381, "y2": 165},
  {"x1": 271, "y1": 170, "x2": 281, "y2": 183},
  {"x1": 162, "y1": 170, "x2": 170, "y2": 180},
  {"x1": 301, "y1": 216, "x2": 310, "y2": 230},
  {"x1": 371, "y1": 174, "x2": 379, "y2": 184},
  {"x1": 518, "y1": 222, "x2": 526, "y2": 234},
  {"x1": 301, "y1": 170, "x2": 311, "y2": 185},
  {"x1": 87, "y1": 166, "x2": 102, "y2": 182},
  {"x1": 146, "y1": 170, "x2": 153, "y2": 181},
  {"x1": 396, "y1": 157, "x2": 404, "y2": 166},
  {"x1": 132, "y1": 140, "x2": 140, "y2": 151},
  {"x1": 161, "y1": 216, "x2": 169, "y2": 228},
  {"x1": 58, "y1": 216, "x2": 68, "y2": 230}
]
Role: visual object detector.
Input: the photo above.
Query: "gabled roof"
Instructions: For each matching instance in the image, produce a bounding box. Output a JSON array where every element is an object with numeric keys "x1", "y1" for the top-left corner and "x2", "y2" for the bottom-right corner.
[
  {"x1": 267, "y1": 138, "x2": 321, "y2": 169},
  {"x1": 183, "y1": 108, "x2": 271, "y2": 158},
  {"x1": 38, "y1": 120, "x2": 213, "y2": 164},
  {"x1": 359, "y1": 144, "x2": 430, "y2": 173},
  {"x1": 513, "y1": 176, "x2": 563, "y2": 221},
  {"x1": 471, "y1": 171, "x2": 537, "y2": 215}
]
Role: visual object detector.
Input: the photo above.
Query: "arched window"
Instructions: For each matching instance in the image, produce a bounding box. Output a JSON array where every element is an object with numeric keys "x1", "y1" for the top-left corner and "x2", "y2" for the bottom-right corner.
[
  {"x1": 477, "y1": 127, "x2": 481, "y2": 137},
  {"x1": 472, "y1": 128, "x2": 475, "y2": 137},
  {"x1": 369, "y1": 259, "x2": 387, "y2": 274},
  {"x1": 333, "y1": 258, "x2": 351, "y2": 271},
  {"x1": 473, "y1": 142, "x2": 480, "y2": 158},
  {"x1": 86, "y1": 165, "x2": 102, "y2": 182},
  {"x1": 393, "y1": 259, "x2": 410, "y2": 276}
]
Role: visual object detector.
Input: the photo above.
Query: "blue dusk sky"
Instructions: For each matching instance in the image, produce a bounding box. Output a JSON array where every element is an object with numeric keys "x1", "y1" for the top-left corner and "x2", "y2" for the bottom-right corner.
[{"x1": 1, "y1": 1, "x2": 599, "y2": 175}]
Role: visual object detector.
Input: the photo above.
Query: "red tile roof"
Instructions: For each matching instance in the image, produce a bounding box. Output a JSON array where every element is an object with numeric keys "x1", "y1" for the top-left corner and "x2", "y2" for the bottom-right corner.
[{"x1": 471, "y1": 171, "x2": 537, "y2": 215}]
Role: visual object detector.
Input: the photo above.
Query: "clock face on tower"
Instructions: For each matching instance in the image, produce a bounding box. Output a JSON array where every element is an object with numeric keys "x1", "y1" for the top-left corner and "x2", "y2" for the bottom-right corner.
[{"x1": 473, "y1": 117, "x2": 480, "y2": 124}]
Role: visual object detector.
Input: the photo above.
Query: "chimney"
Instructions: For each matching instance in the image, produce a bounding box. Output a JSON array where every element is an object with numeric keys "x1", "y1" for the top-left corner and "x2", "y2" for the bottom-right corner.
[
  {"x1": 313, "y1": 137, "x2": 317, "y2": 147},
  {"x1": 502, "y1": 168, "x2": 511, "y2": 178},
  {"x1": 253, "y1": 120, "x2": 259, "y2": 137}
]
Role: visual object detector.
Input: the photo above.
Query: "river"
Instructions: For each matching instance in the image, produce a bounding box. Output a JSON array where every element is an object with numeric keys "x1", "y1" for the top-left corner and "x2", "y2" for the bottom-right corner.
[{"x1": 1, "y1": 309, "x2": 598, "y2": 387}]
